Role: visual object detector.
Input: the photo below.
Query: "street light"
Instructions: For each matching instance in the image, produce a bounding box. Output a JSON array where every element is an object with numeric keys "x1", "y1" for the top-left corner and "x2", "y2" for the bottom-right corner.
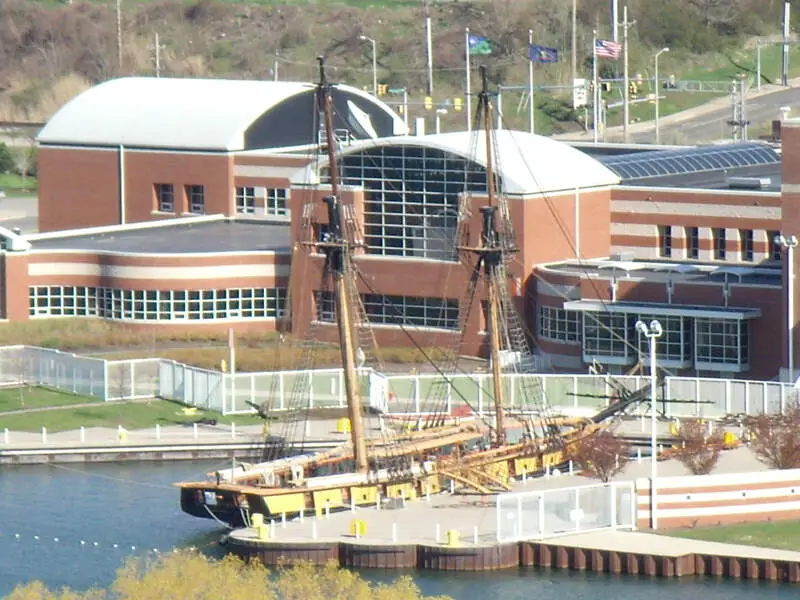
[
  {"x1": 359, "y1": 35, "x2": 377, "y2": 97},
  {"x1": 776, "y1": 234, "x2": 799, "y2": 383},
  {"x1": 636, "y1": 318, "x2": 662, "y2": 529},
  {"x1": 654, "y1": 47, "x2": 669, "y2": 145}
]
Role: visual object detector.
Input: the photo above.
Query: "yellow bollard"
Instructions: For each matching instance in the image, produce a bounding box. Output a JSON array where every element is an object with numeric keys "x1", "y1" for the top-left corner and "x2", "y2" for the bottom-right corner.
[
  {"x1": 349, "y1": 519, "x2": 366, "y2": 537},
  {"x1": 723, "y1": 431, "x2": 737, "y2": 447},
  {"x1": 251, "y1": 513, "x2": 264, "y2": 528},
  {"x1": 446, "y1": 530, "x2": 461, "y2": 547},
  {"x1": 336, "y1": 418, "x2": 351, "y2": 433}
]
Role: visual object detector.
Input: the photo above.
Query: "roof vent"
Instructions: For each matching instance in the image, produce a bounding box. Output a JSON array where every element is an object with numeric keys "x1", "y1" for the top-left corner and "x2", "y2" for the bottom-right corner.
[
  {"x1": 609, "y1": 251, "x2": 636, "y2": 262},
  {"x1": 726, "y1": 176, "x2": 771, "y2": 189}
]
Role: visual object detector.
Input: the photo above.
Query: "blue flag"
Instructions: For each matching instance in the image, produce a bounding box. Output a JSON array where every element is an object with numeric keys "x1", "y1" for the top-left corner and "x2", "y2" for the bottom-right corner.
[
  {"x1": 468, "y1": 34, "x2": 492, "y2": 56},
  {"x1": 529, "y1": 44, "x2": 559, "y2": 63}
]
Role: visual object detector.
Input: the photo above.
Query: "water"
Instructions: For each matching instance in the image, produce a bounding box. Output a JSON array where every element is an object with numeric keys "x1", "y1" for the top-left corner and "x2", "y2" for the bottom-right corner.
[{"x1": 0, "y1": 461, "x2": 794, "y2": 599}]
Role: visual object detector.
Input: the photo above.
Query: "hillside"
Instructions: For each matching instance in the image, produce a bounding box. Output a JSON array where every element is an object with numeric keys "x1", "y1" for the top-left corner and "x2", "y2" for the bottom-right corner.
[{"x1": 0, "y1": 0, "x2": 788, "y2": 133}]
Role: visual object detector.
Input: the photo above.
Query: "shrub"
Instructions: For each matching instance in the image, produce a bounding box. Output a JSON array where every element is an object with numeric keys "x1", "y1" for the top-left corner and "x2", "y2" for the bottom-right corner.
[
  {"x1": 0, "y1": 142, "x2": 14, "y2": 174},
  {"x1": 568, "y1": 430, "x2": 630, "y2": 483},
  {"x1": 674, "y1": 419, "x2": 724, "y2": 475},
  {"x1": 744, "y1": 400, "x2": 800, "y2": 469}
]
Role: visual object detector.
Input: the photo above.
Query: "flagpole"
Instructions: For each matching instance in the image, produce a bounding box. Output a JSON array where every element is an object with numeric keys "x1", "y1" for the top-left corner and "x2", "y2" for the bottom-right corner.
[
  {"x1": 592, "y1": 29, "x2": 599, "y2": 144},
  {"x1": 424, "y1": 0, "x2": 434, "y2": 96},
  {"x1": 528, "y1": 28, "x2": 534, "y2": 134},
  {"x1": 465, "y1": 27, "x2": 472, "y2": 132}
]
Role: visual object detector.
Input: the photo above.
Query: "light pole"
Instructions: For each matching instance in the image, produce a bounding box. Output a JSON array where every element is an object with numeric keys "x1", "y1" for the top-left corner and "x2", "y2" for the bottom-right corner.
[
  {"x1": 435, "y1": 108, "x2": 447, "y2": 134},
  {"x1": 359, "y1": 35, "x2": 377, "y2": 96},
  {"x1": 636, "y1": 318, "x2": 662, "y2": 529},
  {"x1": 654, "y1": 47, "x2": 669, "y2": 145},
  {"x1": 776, "y1": 234, "x2": 799, "y2": 383}
]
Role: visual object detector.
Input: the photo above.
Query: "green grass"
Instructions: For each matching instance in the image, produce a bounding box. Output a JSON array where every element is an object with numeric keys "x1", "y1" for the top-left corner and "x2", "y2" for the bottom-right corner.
[
  {"x1": 0, "y1": 173, "x2": 37, "y2": 193},
  {"x1": 0, "y1": 387, "x2": 102, "y2": 412},
  {"x1": 0, "y1": 397, "x2": 265, "y2": 432},
  {"x1": 669, "y1": 520, "x2": 800, "y2": 552}
]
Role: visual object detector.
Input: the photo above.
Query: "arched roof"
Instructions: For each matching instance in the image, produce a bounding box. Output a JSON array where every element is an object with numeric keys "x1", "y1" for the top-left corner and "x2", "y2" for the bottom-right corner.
[
  {"x1": 297, "y1": 129, "x2": 620, "y2": 194},
  {"x1": 37, "y1": 77, "x2": 408, "y2": 151}
]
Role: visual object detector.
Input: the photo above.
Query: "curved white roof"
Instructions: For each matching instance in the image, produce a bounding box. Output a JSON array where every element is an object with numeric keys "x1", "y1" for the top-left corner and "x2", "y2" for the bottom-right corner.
[
  {"x1": 298, "y1": 129, "x2": 619, "y2": 194},
  {"x1": 37, "y1": 77, "x2": 407, "y2": 151}
]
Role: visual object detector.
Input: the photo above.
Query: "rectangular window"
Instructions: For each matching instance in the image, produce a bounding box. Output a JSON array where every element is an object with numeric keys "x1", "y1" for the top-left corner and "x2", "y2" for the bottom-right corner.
[
  {"x1": 315, "y1": 291, "x2": 336, "y2": 323},
  {"x1": 635, "y1": 314, "x2": 692, "y2": 366},
  {"x1": 537, "y1": 306, "x2": 581, "y2": 343},
  {"x1": 582, "y1": 313, "x2": 629, "y2": 361},
  {"x1": 769, "y1": 230, "x2": 782, "y2": 261},
  {"x1": 186, "y1": 185, "x2": 205, "y2": 214},
  {"x1": 658, "y1": 225, "x2": 672, "y2": 258},
  {"x1": 236, "y1": 187, "x2": 255, "y2": 215},
  {"x1": 739, "y1": 229, "x2": 754, "y2": 262},
  {"x1": 713, "y1": 228, "x2": 726, "y2": 260},
  {"x1": 155, "y1": 184, "x2": 174, "y2": 213},
  {"x1": 266, "y1": 188, "x2": 289, "y2": 216},
  {"x1": 685, "y1": 226, "x2": 699, "y2": 259},
  {"x1": 695, "y1": 318, "x2": 749, "y2": 369},
  {"x1": 363, "y1": 293, "x2": 459, "y2": 330}
]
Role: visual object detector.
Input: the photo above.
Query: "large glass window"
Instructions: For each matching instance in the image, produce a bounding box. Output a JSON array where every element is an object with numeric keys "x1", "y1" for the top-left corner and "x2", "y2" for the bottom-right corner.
[
  {"x1": 28, "y1": 286, "x2": 286, "y2": 321},
  {"x1": 330, "y1": 146, "x2": 498, "y2": 260},
  {"x1": 266, "y1": 188, "x2": 289, "y2": 216},
  {"x1": 582, "y1": 313, "x2": 629, "y2": 362},
  {"x1": 538, "y1": 306, "x2": 581, "y2": 343},
  {"x1": 740, "y1": 229, "x2": 754, "y2": 262},
  {"x1": 695, "y1": 318, "x2": 749, "y2": 369},
  {"x1": 634, "y1": 314, "x2": 692, "y2": 366},
  {"x1": 313, "y1": 291, "x2": 459, "y2": 330},
  {"x1": 713, "y1": 228, "x2": 726, "y2": 260}
]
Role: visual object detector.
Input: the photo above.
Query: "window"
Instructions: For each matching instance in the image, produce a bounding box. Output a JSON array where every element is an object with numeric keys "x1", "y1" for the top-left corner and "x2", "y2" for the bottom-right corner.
[
  {"x1": 186, "y1": 185, "x2": 205, "y2": 214},
  {"x1": 685, "y1": 226, "x2": 699, "y2": 259},
  {"x1": 713, "y1": 228, "x2": 726, "y2": 260},
  {"x1": 315, "y1": 291, "x2": 336, "y2": 323},
  {"x1": 329, "y1": 145, "x2": 497, "y2": 260},
  {"x1": 236, "y1": 187, "x2": 255, "y2": 215},
  {"x1": 769, "y1": 230, "x2": 782, "y2": 261},
  {"x1": 266, "y1": 188, "x2": 288, "y2": 216},
  {"x1": 658, "y1": 225, "x2": 672, "y2": 258},
  {"x1": 739, "y1": 229, "x2": 754, "y2": 262},
  {"x1": 635, "y1": 315, "x2": 692, "y2": 366},
  {"x1": 695, "y1": 318, "x2": 749, "y2": 369},
  {"x1": 313, "y1": 291, "x2": 459, "y2": 330},
  {"x1": 28, "y1": 286, "x2": 286, "y2": 321},
  {"x1": 537, "y1": 306, "x2": 581, "y2": 343},
  {"x1": 155, "y1": 184, "x2": 174, "y2": 213},
  {"x1": 582, "y1": 313, "x2": 629, "y2": 361}
]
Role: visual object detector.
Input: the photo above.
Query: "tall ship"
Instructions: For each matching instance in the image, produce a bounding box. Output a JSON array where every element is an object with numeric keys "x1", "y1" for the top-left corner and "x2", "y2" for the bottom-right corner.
[{"x1": 175, "y1": 60, "x2": 652, "y2": 528}]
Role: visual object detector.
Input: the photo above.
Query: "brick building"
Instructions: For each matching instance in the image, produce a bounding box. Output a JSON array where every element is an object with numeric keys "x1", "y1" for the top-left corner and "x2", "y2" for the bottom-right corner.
[{"x1": 7, "y1": 76, "x2": 798, "y2": 381}]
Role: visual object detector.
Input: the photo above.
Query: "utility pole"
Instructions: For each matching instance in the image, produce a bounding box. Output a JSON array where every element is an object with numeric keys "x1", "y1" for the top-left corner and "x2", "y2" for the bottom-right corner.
[
  {"x1": 148, "y1": 32, "x2": 163, "y2": 77},
  {"x1": 621, "y1": 5, "x2": 636, "y2": 143},
  {"x1": 273, "y1": 50, "x2": 280, "y2": 81},
  {"x1": 423, "y1": 0, "x2": 434, "y2": 96},
  {"x1": 727, "y1": 74, "x2": 750, "y2": 142},
  {"x1": 611, "y1": 0, "x2": 619, "y2": 42},
  {"x1": 783, "y1": 0, "x2": 791, "y2": 87},
  {"x1": 571, "y1": 0, "x2": 577, "y2": 91},
  {"x1": 116, "y1": 0, "x2": 123, "y2": 71}
]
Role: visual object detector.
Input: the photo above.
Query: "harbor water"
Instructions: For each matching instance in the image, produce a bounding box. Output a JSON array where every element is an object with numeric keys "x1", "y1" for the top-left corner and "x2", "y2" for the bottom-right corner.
[{"x1": 0, "y1": 460, "x2": 794, "y2": 599}]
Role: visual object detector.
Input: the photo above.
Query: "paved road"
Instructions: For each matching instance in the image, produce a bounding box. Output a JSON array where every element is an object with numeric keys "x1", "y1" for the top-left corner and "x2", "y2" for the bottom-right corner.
[
  {"x1": 0, "y1": 194, "x2": 38, "y2": 234},
  {"x1": 556, "y1": 79, "x2": 800, "y2": 146}
]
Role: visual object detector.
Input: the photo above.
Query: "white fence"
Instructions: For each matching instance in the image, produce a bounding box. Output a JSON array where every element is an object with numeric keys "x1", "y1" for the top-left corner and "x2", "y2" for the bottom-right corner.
[
  {"x1": 0, "y1": 345, "x2": 159, "y2": 401},
  {"x1": 0, "y1": 345, "x2": 794, "y2": 417},
  {"x1": 495, "y1": 482, "x2": 636, "y2": 542}
]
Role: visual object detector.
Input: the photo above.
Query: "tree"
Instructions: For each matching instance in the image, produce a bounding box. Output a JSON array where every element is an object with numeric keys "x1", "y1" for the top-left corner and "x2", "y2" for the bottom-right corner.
[
  {"x1": 5, "y1": 550, "x2": 452, "y2": 600},
  {"x1": 744, "y1": 400, "x2": 800, "y2": 470},
  {"x1": 673, "y1": 419, "x2": 724, "y2": 475},
  {"x1": 568, "y1": 430, "x2": 630, "y2": 483},
  {"x1": 0, "y1": 142, "x2": 14, "y2": 174}
]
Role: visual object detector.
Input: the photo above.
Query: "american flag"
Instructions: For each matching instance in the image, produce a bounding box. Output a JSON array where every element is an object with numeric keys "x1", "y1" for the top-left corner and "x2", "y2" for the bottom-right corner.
[{"x1": 595, "y1": 39, "x2": 621, "y2": 59}]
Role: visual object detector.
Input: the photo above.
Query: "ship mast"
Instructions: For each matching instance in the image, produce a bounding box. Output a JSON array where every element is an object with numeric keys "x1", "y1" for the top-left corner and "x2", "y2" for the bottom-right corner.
[
  {"x1": 460, "y1": 66, "x2": 510, "y2": 447},
  {"x1": 315, "y1": 57, "x2": 369, "y2": 473}
]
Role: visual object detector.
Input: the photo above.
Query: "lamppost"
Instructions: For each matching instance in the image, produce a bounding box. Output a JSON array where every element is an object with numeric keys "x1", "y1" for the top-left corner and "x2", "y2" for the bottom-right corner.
[
  {"x1": 636, "y1": 318, "x2": 662, "y2": 529},
  {"x1": 654, "y1": 47, "x2": 669, "y2": 145},
  {"x1": 435, "y1": 108, "x2": 448, "y2": 134},
  {"x1": 359, "y1": 35, "x2": 377, "y2": 97},
  {"x1": 776, "y1": 234, "x2": 799, "y2": 383}
]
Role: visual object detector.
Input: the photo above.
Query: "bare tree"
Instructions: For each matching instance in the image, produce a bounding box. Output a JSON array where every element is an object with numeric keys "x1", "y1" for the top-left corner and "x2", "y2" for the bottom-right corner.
[
  {"x1": 744, "y1": 401, "x2": 800, "y2": 470},
  {"x1": 673, "y1": 419, "x2": 724, "y2": 475},
  {"x1": 568, "y1": 430, "x2": 630, "y2": 483}
]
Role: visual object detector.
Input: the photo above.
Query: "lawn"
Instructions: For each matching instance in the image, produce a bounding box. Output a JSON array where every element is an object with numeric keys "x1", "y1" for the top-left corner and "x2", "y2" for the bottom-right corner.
[
  {"x1": 0, "y1": 386, "x2": 102, "y2": 412},
  {"x1": 0, "y1": 173, "x2": 37, "y2": 194},
  {"x1": 668, "y1": 520, "x2": 800, "y2": 552},
  {"x1": 0, "y1": 397, "x2": 265, "y2": 432}
]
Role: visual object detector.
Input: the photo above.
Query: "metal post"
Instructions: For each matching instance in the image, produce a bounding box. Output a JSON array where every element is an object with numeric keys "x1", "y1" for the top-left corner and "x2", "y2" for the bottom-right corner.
[
  {"x1": 359, "y1": 36, "x2": 377, "y2": 96},
  {"x1": 424, "y1": 0, "x2": 433, "y2": 95},
  {"x1": 116, "y1": 0, "x2": 123, "y2": 70},
  {"x1": 635, "y1": 319, "x2": 662, "y2": 530},
  {"x1": 528, "y1": 28, "x2": 535, "y2": 134},
  {"x1": 622, "y1": 5, "x2": 631, "y2": 143},
  {"x1": 757, "y1": 41, "x2": 762, "y2": 92},
  {"x1": 654, "y1": 47, "x2": 669, "y2": 145},
  {"x1": 784, "y1": 0, "x2": 791, "y2": 87},
  {"x1": 592, "y1": 29, "x2": 599, "y2": 143},
  {"x1": 777, "y1": 235, "x2": 799, "y2": 383}
]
